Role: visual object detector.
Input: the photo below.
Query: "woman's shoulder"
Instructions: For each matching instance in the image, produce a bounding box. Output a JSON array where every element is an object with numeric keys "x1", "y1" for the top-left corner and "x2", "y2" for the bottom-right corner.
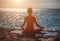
[{"x1": 25, "y1": 16, "x2": 36, "y2": 19}]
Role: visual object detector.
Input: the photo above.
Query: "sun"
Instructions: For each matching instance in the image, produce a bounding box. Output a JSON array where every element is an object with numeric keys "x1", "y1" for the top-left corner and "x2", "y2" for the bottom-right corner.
[{"x1": 12, "y1": 0, "x2": 25, "y2": 4}]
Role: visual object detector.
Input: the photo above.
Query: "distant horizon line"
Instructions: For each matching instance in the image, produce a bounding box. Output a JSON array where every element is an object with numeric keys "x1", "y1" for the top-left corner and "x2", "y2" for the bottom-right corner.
[
  {"x1": 0, "y1": 7, "x2": 60, "y2": 9},
  {"x1": 0, "y1": 8, "x2": 60, "y2": 12}
]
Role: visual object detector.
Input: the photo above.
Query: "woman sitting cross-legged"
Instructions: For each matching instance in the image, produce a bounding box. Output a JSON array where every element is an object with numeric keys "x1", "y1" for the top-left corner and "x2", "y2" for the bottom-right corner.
[{"x1": 21, "y1": 8, "x2": 44, "y2": 34}]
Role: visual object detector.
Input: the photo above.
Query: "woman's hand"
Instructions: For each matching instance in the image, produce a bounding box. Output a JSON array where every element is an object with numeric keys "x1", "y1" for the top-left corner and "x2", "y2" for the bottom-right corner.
[
  {"x1": 21, "y1": 25, "x2": 23, "y2": 27},
  {"x1": 38, "y1": 26, "x2": 44, "y2": 30},
  {"x1": 41, "y1": 27, "x2": 44, "y2": 29}
]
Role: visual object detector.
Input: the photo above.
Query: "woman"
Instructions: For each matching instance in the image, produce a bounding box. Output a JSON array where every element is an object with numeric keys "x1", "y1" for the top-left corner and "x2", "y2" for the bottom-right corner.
[{"x1": 21, "y1": 8, "x2": 43, "y2": 34}]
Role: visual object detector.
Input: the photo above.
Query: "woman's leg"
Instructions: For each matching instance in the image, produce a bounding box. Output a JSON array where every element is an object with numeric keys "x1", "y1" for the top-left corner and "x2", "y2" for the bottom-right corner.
[
  {"x1": 22, "y1": 27, "x2": 24, "y2": 30},
  {"x1": 35, "y1": 29, "x2": 42, "y2": 32},
  {"x1": 34, "y1": 27, "x2": 44, "y2": 33}
]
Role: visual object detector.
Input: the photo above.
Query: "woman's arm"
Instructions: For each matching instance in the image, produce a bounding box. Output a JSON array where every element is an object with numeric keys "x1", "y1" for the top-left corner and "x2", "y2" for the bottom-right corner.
[
  {"x1": 21, "y1": 17, "x2": 26, "y2": 27},
  {"x1": 34, "y1": 18, "x2": 44, "y2": 29},
  {"x1": 34, "y1": 17, "x2": 42, "y2": 27}
]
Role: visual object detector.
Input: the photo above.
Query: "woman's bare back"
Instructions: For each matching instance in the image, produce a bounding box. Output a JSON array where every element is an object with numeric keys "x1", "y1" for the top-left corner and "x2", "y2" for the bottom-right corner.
[{"x1": 21, "y1": 8, "x2": 43, "y2": 33}]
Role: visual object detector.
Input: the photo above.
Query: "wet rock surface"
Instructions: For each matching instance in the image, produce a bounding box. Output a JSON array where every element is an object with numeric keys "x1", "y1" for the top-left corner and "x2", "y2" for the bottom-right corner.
[
  {"x1": 0, "y1": 33, "x2": 40, "y2": 41},
  {"x1": 0, "y1": 28, "x2": 41, "y2": 41},
  {"x1": 0, "y1": 28, "x2": 59, "y2": 41}
]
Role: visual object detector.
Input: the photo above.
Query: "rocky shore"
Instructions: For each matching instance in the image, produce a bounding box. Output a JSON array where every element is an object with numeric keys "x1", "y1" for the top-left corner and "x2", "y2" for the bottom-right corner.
[{"x1": 0, "y1": 28, "x2": 60, "y2": 41}]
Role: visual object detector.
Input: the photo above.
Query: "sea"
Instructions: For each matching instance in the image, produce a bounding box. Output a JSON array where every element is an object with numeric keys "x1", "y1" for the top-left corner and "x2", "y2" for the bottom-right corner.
[{"x1": 0, "y1": 8, "x2": 60, "y2": 30}]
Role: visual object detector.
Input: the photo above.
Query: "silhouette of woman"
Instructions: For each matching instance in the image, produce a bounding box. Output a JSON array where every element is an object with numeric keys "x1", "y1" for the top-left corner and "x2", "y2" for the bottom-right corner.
[{"x1": 21, "y1": 8, "x2": 43, "y2": 34}]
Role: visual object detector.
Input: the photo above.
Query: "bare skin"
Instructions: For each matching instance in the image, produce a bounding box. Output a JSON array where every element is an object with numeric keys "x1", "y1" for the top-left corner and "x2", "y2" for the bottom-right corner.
[{"x1": 21, "y1": 8, "x2": 43, "y2": 33}]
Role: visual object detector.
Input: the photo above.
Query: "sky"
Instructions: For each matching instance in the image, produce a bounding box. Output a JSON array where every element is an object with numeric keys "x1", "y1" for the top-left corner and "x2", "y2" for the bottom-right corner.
[{"x1": 0, "y1": 0, "x2": 60, "y2": 8}]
